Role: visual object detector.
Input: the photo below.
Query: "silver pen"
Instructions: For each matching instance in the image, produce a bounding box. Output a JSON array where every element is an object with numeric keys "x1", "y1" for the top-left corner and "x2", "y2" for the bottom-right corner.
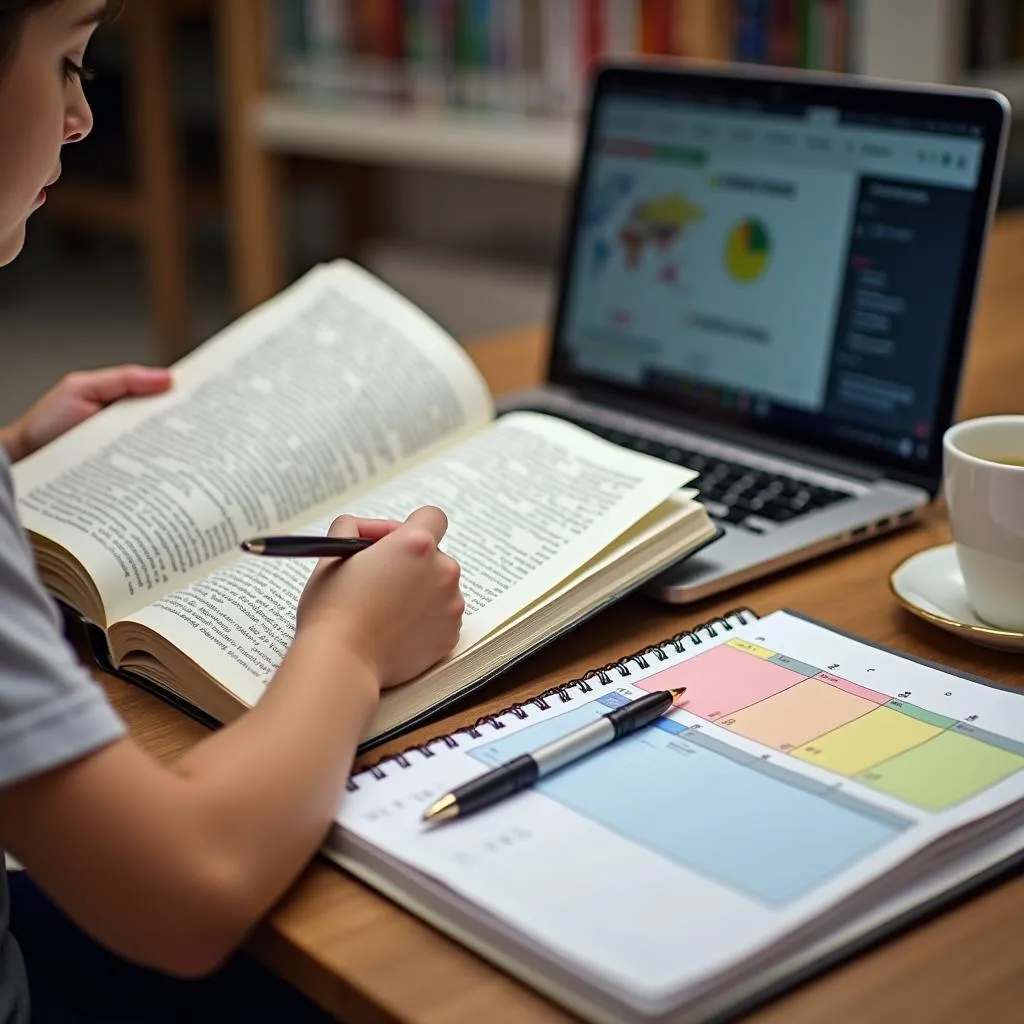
[{"x1": 422, "y1": 686, "x2": 686, "y2": 824}]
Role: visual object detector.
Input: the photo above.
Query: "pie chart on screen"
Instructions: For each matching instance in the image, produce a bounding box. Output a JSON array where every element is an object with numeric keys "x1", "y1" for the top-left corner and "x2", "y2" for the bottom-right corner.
[{"x1": 725, "y1": 218, "x2": 771, "y2": 282}]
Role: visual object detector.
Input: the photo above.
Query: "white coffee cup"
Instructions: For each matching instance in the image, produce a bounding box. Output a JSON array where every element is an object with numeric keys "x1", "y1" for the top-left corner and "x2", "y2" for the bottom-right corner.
[{"x1": 943, "y1": 415, "x2": 1024, "y2": 632}]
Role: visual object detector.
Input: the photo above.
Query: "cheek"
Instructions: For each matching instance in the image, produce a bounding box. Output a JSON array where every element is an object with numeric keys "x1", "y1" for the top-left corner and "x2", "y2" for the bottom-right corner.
[{"x1": 0, "y1": 69, "x2": 64, "y2": 215}]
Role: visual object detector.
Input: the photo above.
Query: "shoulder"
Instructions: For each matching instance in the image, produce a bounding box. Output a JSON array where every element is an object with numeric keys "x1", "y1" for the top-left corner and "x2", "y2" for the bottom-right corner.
[
  {"x1": 0, "y1": 453, "x2": 125, "y2": 787},
  {"x1": 0, "y1": 454, "x2": 57, "y2": 613}
]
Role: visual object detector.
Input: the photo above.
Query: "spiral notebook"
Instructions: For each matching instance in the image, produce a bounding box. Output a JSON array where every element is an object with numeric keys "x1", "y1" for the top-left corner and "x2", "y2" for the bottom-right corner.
[{"x1": 326, "y1": 608, "x2": 1024, "y2": 1024}]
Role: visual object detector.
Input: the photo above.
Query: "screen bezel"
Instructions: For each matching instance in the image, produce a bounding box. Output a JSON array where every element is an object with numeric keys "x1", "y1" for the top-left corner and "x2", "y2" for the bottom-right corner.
[{"x1": 546, "y1": 61, "x2": 1010, "y2": 494}]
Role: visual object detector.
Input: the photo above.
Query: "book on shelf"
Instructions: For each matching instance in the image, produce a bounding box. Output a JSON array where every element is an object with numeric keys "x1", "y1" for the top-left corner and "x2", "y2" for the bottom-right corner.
[
  {"x1": 331, "y1": 606, "x2": 1024, "y2": 1023},
  {"x1": 268, "y1": 0, "x2": 855, "y2": 118},
  {"x1": 15, "y1": 261, "x2": 717, "y2": 750}
]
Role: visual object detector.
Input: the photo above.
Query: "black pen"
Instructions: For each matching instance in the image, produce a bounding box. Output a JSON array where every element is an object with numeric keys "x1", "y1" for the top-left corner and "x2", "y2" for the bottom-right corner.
[
  {"x1": 422, "y1": 686, "x2": 686, "y2": 825},
  {"x1": 239, "y1": 536, "x2": 375, "y2": 558}
]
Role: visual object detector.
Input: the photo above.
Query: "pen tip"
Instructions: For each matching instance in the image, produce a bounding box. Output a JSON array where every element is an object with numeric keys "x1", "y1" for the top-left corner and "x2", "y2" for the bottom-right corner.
[
  {"x1": 240, "y1": 539, "x2": 264, "y2": 554},
  {"x1": 422, "y1": 794, "x2": 459, "y2": 824},
  {"x1": 668, "y1": 687, "x2": 687, "y2": 701}
]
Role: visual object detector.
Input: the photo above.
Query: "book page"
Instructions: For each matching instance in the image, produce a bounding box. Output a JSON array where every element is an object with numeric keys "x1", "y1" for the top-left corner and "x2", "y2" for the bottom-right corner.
[
  {"x1": 336, "y1": 609, "x2": 1024, "y2": 1009},
  {"x1": 14, "y1": 262, "x2": 492, "y2": 623},
  {"x1": 118, "y1": 413, "x2": 695, "y2": 704}
]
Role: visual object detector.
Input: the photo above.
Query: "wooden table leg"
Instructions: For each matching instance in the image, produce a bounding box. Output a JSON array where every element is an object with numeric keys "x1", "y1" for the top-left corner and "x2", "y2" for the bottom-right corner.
[
  {"x1": 216, "y1": 0, "x2": 285, "y2": 314},
  {"x1": 127, "y1": 1, "x2": 190, "y2": 364}
]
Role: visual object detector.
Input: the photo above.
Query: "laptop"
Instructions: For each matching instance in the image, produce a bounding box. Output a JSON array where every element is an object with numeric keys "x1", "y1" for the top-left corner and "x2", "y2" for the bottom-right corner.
[{"x1": 500, "y1": 61, "x2": 1010, "y2": 604}]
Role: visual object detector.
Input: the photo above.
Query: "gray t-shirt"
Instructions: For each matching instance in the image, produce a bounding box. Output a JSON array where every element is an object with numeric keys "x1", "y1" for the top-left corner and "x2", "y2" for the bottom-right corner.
[{"x1": 0, "y1": 450, "x2": 126, "y2": 1021}]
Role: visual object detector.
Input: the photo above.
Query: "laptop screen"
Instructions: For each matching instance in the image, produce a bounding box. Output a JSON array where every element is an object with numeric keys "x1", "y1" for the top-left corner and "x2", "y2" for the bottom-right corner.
[{"x1": 551, "y1": 68, "x2": 1006, "y2": 480}]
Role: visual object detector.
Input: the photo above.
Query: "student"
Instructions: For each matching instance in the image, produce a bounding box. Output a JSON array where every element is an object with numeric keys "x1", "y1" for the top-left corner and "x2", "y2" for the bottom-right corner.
[{"x1": 0, "y1": 2, "x2": 466, "y2": 1020}]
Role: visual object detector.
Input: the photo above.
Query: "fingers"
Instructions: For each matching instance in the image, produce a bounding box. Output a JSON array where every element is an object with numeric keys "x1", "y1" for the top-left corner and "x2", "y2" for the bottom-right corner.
[
  {"x1": 354, "y1": 519, "x2": 402, "y2": 541},
  {"x1": 403, "y1": 505, "x2": 448, "y2": 545},
  {"x1": 327, "y1": 514, "x2": 360, "y2": 539},
  {"x1": 121, "y1": 366, "x2": 174, "y2": 395},
  {"x1": 73, "y1": 366, "x2": 173, "y2": 404},
  {"x1": 327, "y1": 516, "x2": 400, "y2": 541}
]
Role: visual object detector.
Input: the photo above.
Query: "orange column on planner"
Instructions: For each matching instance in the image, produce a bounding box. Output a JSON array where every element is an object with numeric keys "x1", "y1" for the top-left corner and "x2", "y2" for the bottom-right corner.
[{"x1": 718, "y1": 676, "x2": 886, "y2": 751}]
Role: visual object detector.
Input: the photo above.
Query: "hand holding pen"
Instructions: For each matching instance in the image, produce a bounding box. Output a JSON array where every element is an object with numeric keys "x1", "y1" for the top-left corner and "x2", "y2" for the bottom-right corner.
[{"x1": 277, "y1": 508, "x2": 465, "y2": 689}]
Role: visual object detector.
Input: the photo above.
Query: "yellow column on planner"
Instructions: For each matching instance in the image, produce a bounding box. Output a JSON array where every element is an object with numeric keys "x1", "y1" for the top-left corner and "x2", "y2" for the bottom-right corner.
[{"x1": 793, "y1": 706, "x2": 943, "y2": 777}]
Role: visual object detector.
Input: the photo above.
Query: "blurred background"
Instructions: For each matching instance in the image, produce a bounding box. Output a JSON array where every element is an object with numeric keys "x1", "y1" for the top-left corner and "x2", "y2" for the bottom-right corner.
[{"x1": 0, "y1": 0, "x2": 1019, "y2": 425}]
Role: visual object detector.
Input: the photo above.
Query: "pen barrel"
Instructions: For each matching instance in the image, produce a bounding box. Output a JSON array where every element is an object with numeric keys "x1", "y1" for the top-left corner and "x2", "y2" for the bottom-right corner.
[
  {"x1": 606, "y1": 692, "x2": 674, "y2": 739},
  {"x1": 532, "y1": 718, "x2": 615, "y2": 774},
  {"x1": 453, "y1": 754, "x2": 539, "y2": 815},
  {"x1": 241, "y1": 537, "x2": 374, "y2": 557}
]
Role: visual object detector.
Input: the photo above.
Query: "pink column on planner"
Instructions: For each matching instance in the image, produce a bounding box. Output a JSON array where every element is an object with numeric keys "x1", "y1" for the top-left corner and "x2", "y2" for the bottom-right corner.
[{"x1": 640, "y1": 645, "x2": 807, "y2": 720}]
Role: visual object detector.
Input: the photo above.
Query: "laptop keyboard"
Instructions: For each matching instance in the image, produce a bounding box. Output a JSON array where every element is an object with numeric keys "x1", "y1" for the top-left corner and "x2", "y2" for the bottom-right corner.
[{"x1": 528, "y1": 410, "x2": 853, "y2": 531}]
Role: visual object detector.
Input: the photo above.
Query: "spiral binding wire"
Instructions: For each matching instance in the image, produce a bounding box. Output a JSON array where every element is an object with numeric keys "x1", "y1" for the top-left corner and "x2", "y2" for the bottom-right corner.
[{"x1": 346, "y1": 607, "x2": 756, "y2": 791}]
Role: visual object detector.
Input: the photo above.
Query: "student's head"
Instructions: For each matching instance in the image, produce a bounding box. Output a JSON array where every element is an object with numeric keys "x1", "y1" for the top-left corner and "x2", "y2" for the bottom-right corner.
[{"x1": 0, "y1": 0, "x2": 120, "y2": 265}]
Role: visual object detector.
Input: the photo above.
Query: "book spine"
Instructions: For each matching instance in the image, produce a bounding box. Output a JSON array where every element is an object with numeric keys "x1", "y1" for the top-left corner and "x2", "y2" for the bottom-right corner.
[
  {"x1": 676, "y1": 0, "x2": 732, "y2": 60},
  {"x1": 349, "y1": 0, "x2": 378, "y2": 99},
  {"x1": 734, "y1": 0, "x2": 767, "y2": 63},
  {"x1": 542, "y1": 0, "x2": 579, "y2": 117},
  {"x1": 672, "y1": 0, "x2": 688, "y2": 57},
  {"x1": 605, "y1": 0, "x2": 639, "y2": 56},
  {"x1": 640, "y1": 0, "x2": 673, "y2": 54},
  {"x1": 305, "y1": 0, "x2": 347, "y2": 94},
  {"x1": 830, "y1": 0, "x2": 848, "y2": 73},
  {"x1": 798, "y1": 0, "x2": 815, "y2": 69},
  {"x1": 374, "y1": 0, "x2": 404, "y2": 102},
  {"x1": 468, "y1": 0, "x2": 492, "y2": 108},
  {"x1": 768, "y1": 0, "x2": 799, "y2": 67},
  {"x1": 497, "y1": 0, "x2": 526, "y2": 112},
  {"x1": 406, "y1": 0, "x2": 445, "y2": 108},
  {"x1": 520, "y1": 0, "x2": 545, "y2": 112},
  {"x1": 452, "y1": 0, "x2": 486, "y2": 107},
  {"x1": 581, "y1": 0, "x2": 606, "y2": 75},
  {"x1": 272, "y1": 0, "x2": 311, "y2": 89},
  {"x1": 436, "y1": 0, "x2": 458, "y2": 106}
]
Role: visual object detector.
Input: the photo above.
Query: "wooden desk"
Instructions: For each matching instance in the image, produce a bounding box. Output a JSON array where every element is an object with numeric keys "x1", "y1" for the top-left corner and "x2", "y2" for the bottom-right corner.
[{"x1": 96, "y1": 212, "x2": 1024, "y2": 1022}]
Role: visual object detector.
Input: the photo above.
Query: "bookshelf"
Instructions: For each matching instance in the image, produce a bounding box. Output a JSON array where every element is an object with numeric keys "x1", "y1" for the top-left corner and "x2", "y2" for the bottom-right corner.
[{"x1": 220, "y1": 0, "x2": 1008, "y2": 315}]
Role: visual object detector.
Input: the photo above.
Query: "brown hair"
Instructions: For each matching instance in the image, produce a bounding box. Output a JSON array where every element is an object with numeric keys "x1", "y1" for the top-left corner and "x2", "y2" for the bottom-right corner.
[{"x1": 0, "y1": 0, "x2": 122, "y2": 71}]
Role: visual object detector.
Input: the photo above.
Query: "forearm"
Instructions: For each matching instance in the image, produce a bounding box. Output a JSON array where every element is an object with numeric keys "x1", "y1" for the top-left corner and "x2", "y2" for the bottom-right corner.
[
  {"x1": 0, "y1": 627, "x2": 380, "y2": 976},
  {"x1": 174, "y1": 625, "x2": 379, "y2": 909}
]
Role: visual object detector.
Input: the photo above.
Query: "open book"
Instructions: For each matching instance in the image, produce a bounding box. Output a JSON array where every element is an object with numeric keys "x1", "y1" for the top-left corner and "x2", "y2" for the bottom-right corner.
[
  {"x1": 332, "y1": 608, "x2": 1024, "y2": 1023},
  {"x1": 14, "y1": 261, "x2": 715, "y2": 747}
]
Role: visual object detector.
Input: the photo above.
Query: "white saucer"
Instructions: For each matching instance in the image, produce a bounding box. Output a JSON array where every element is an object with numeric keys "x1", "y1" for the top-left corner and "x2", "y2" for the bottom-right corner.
[{"x1": 890, "y1": 543, "x2": 1024, "y2": 652}]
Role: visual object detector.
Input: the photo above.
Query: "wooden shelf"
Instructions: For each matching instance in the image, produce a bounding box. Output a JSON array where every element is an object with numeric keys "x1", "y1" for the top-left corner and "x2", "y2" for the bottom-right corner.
[{"x1": 254, "y1": 93, "x2": 581, "y2": 183}]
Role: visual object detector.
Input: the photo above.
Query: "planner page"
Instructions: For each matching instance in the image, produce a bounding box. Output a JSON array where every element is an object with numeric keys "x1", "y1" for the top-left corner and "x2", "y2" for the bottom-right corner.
[{"x1": 335, "y1": 610, "x2": 1024, "y2": 1011}]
